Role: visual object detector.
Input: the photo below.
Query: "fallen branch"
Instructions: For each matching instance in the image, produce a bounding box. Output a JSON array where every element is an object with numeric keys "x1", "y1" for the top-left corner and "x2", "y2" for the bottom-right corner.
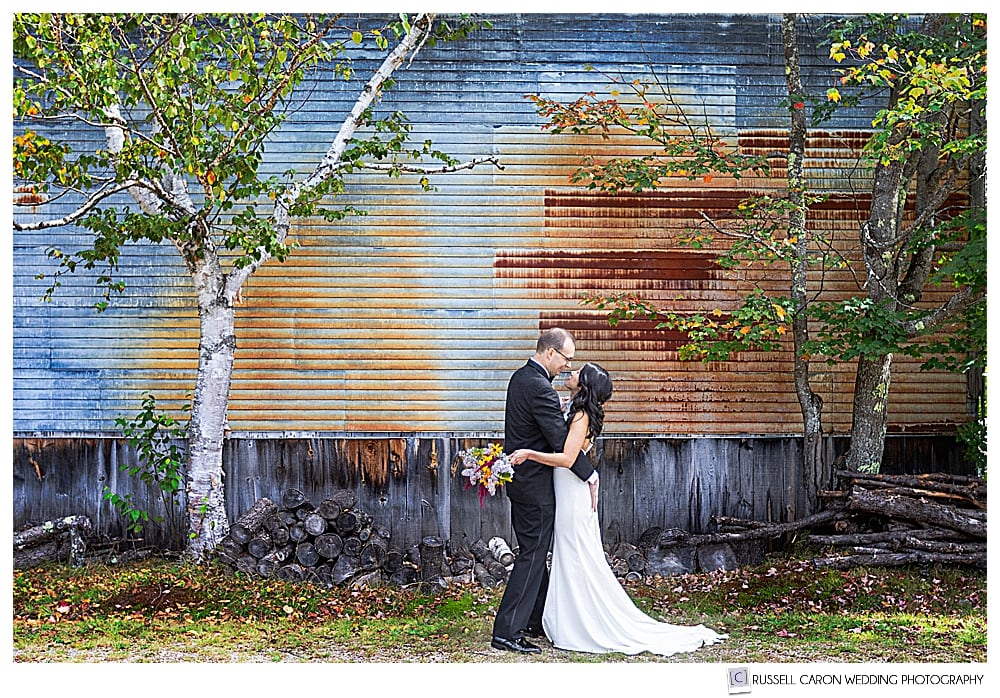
[
  {"x1": 848, "y1": 486, "x2": 985, "y2": 538},
  {"x1": 813, "y1": 550, "x2": 986, "y2": 570}
]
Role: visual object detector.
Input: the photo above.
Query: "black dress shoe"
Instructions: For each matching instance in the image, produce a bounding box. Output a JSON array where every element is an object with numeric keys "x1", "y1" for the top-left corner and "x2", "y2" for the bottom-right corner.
[
  {"x1": 523, "y1": 626, "x2": 545, "y2": 639},
  {"x1": 491, "y1": 636, "x2": 542, "y2": 654}
]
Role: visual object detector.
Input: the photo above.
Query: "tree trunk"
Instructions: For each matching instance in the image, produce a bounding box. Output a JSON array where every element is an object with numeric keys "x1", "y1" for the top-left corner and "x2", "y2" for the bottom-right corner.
[
  {"x1": 184, "y1": 255, "x2": 236, "y2": 561},
  {"x1": 782, "y1": 13, "x2": 827, "y2": 510},
  {"x1": 14, "y1": 515, "x2": 92, "y2": 550},
  {"x1": 845, "y1": 354, "x2": 893, "y2": 472},
  {"x1": 217, "y1": 536, "x2": 243, "y2": 564},
  {"x1": 419, "y1": 535, "x2": 446, "y2": 582},
  {"x1": 473, "y1": 562, "x2": 500, "y2": 588},
  {"x1": 247, "y1": 533, "x2": 273, "y2": 559},
  {"x1": 304, "y1": 512, "x2": 328, "y2": 537},
  {"x1": 360, "y1": 539, "x2": 387, "y2": 570},
  {"x1": 315, "y1": 533, "x2": 344, "y2": 559},
  {"x1": 276, "y1": 563, "x2": 306, "y2": 582},
  {"x1": 288, "y1": 522, "x2": 309, "y2": 542},
  {"x1": 282, "y1": 488, "x2": 309, "y2": 510},
  {"x1": 342, "y1": 535, "x2": 363, "y2": 557},
  {"x1": 383, "y1": 549, "x2": 404, "y2": 574},
  {"x1": 330, "y1": 555, "x2": 360, "y2": 585},
  {"x1": 814, "y1": 550, "x2": 986, "y2": 570},
  {"x1": 488, "y1": 536, "x2": 515, "y2": 566},
  {"x1": 844, "y1": 132, "x2": 906, "y2": 474},
  {"x1": 847, "y1": 485, "x2": 985, "y2": 538},
  {"x1": 335, "y1": 510, "x2": 359, "y2": 535},
  {"x1": 295, "y1": 542, "x2": 320, "y2": 567}
]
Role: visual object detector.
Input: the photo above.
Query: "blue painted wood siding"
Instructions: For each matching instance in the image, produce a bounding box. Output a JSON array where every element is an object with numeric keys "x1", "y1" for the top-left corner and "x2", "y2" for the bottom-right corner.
[{"x1": 12, "y1": 14, "x2": 970, "y2": 436}]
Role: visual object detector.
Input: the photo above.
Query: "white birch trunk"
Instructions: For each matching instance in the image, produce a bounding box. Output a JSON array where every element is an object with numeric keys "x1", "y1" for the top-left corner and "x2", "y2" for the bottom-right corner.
[{"x1": 185, "y1": 252, "x2": 235, "y2": 559}]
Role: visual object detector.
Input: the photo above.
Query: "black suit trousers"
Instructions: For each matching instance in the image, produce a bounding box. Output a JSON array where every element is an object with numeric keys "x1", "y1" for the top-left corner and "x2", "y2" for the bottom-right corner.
[{"x1": 491, "y1": 496, "x2": 554, "y2": 640}]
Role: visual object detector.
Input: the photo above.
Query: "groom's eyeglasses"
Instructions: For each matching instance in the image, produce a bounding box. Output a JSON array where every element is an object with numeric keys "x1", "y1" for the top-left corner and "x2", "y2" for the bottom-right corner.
[{"x1": 553, "y1": 347, "x2": 574, "y2": 363}]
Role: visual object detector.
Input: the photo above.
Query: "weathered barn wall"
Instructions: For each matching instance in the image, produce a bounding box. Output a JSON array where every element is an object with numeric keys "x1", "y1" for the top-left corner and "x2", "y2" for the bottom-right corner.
[
  {"x1": 13, "y1": 434, "x2": 972, "y2": 551},
  {"x1": 12, "y1": 15, "x2": 974, "y2": 547}
]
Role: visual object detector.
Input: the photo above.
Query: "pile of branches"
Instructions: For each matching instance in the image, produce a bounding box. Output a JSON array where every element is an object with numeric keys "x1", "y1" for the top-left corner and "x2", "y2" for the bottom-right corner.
[
  {"x1": 807, "y1": 470, "x2": 987, "y2": 570},
  {"x1": 604, "y1": 470, "x2": 987, "y2": 577}
]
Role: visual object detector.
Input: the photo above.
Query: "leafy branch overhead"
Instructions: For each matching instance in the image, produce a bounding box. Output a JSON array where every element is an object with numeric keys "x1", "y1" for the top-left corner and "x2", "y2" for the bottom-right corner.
[
  {"x1": 13, "y1": 12, "x2": 500, "y2": 308},
  {"x1": 527, "y1": 71, "x2": 769, "y2": 191},
  {"x1": 530, "y1": 16, "x2": 985, "y2": 371}
]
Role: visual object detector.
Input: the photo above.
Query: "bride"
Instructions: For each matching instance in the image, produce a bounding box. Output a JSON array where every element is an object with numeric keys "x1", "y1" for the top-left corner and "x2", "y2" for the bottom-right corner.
[{"x1": 509, "y1": 362, "x2": 726, "y2": 656}]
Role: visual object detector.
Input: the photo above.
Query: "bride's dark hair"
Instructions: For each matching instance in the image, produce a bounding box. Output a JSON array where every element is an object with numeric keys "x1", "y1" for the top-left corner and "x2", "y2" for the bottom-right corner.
[{"x1": 567, "y1": 363, "x2": 613, "y2": 440}]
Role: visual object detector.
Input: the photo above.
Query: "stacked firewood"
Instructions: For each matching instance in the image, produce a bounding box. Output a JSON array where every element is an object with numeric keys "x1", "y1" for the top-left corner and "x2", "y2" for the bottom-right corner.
[
  {"x1": 217, "y1": 489, "x2": 409, "y2": 588},
  {"x1": 217, "y1": 489, "x2": 514, "y2": 590},
  {"x1": 807, "y1": 470, "x2": 987, "y2": 570}
]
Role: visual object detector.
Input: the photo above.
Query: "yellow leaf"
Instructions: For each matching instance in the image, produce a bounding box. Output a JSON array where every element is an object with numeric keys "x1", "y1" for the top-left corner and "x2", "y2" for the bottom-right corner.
[{"x1": 826, "y1": 88, "x2": 842, "y2": 103}]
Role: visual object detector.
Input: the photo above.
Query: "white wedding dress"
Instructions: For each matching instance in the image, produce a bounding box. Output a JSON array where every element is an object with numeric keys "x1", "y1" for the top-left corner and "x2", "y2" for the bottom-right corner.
[{"x1": 542, "y1": 459, "x2": 727, "y2": 656}]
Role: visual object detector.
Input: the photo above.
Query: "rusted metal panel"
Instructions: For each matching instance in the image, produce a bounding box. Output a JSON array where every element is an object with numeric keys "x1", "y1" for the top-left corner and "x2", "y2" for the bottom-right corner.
[
  {"x1": 12, "y1": 14, "x2": 970, "y2": 440},
  {"x1": 525, "y1": 181, "x2": 971, "y2": 435}
]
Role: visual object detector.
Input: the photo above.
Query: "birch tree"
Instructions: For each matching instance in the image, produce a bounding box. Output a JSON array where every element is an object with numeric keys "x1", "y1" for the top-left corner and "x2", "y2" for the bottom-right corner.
[{"x1": 13, "y1": 12, "x2": 498, "y2": 560}]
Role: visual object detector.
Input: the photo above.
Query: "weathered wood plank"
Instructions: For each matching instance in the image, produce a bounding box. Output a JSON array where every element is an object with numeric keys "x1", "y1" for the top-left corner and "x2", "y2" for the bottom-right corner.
[{"x1": 12, "y1": 437, "x2": 974, "y2": 554}]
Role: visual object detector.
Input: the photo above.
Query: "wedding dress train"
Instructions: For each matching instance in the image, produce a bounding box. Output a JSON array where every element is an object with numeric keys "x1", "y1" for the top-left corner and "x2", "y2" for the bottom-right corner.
[{"x1": 542, "y1": 465, "x2": 726, "y2": 656}]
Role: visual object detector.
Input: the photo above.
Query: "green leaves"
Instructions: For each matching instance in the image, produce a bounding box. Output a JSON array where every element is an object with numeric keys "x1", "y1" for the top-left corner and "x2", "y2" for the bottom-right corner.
[
  {"x1": 105, "y1": 392, "x2": 189, "y2": 534},
  {"x1": 527, "y1": 77, "x2": 770, "y2": 192},
  {"x1": 15, "y1": 12, "x2": 486, "y2": 309},
  {"x1": 14, "y1": 13, "x2": 345, "y2": 295},
  {"x1": 823, "y1": 14, "x2": 986, "y2": 165},
  {"x1": 585, "y1": 290, "x2": 795, "y2": 363}
]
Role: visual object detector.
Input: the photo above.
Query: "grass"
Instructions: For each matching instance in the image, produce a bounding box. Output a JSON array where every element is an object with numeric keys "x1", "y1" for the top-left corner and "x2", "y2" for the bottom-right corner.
[{"x1": 12, "y1": 555, "x2": 986, "y2": 663}]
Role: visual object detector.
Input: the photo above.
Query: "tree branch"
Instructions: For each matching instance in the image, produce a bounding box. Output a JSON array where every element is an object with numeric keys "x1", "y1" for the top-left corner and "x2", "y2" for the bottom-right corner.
[
  {"x1": 13, "y1": 179, "x2": 145, "y2": 231},
  {"x1": 696, "y1": 210, "x2": 790, "y2": 260},
  {"x1": 901, "y1": 284, "x2": 983, "y2": 338},
  {"x1": 227, "y1": 13, "x2": 443, "y2": 298},
  {"x1": 337, "y1": 156, "x2": 503, "y2": 175}
]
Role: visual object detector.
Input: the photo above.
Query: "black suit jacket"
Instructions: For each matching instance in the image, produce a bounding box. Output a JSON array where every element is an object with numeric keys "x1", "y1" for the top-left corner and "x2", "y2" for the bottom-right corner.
[{"x1": 504, "y1": 360, "x2": 595, "y2": 506}]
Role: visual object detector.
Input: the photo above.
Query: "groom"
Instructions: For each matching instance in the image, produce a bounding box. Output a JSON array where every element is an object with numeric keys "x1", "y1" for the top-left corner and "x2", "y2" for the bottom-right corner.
[{"x1": 491, "y1": 327, "x2": 596, "y2": 654}]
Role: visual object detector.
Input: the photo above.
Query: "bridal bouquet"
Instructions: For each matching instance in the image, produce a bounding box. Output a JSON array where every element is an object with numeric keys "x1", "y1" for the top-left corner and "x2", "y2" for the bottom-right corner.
[{"x1": 457, "y1": 442, "x2": 515, "y2": 508}]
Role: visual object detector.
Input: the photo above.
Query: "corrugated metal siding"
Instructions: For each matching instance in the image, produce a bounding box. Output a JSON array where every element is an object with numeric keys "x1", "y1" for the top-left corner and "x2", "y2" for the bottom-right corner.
[{"x1": 12, "y1": 14, "x2": 970, "y2": 437}]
